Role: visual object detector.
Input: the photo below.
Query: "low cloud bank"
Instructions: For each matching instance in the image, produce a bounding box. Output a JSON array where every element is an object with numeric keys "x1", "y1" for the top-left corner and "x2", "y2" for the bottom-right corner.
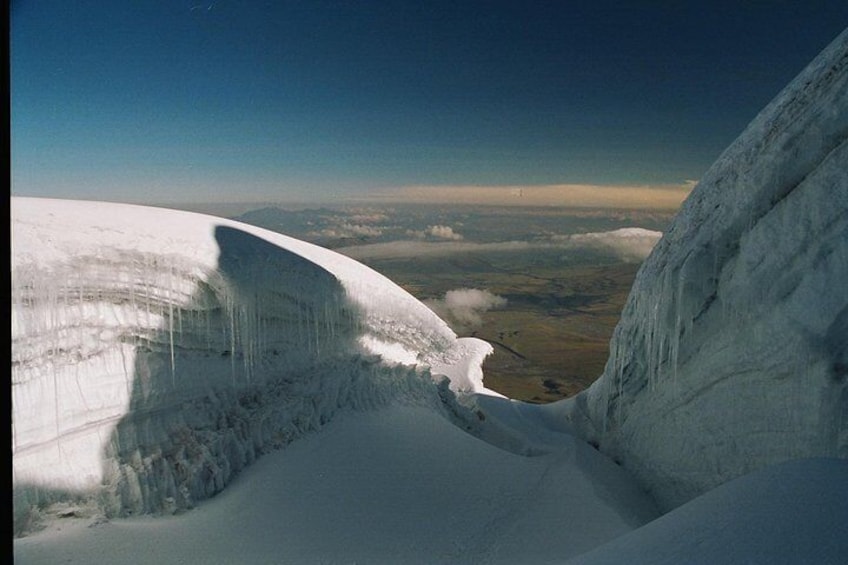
[
  {"x1": 339, "y1": 228, "x2": 662, "y2": 262},
  {"x1": 424, "y1": 289, "x2": 507, "y2": 329},
  {"x1": 311, "y1": 223, "x2": 384, "y2": 239},
  {"x1": 555, "y1": 227, "x2": 662, "y2": 262},
  {"x1": 427, "y1": 225, "x2": 464, "y2": 241}
]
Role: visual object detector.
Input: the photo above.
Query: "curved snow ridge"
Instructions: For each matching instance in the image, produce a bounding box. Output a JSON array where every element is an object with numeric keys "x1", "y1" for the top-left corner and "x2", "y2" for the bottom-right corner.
[
  {"x1": 11, "y1": 197, "x2": 495, "y2": 527},
  {"x1": 11, "y1": 197, "x2": 495, "y2": 393},
  {"x1": 12, "y1": 197, "x2": 477, "y2": 371},
  {"x1": 563, "y1": 30, "x2": 848, "y2": 510}
]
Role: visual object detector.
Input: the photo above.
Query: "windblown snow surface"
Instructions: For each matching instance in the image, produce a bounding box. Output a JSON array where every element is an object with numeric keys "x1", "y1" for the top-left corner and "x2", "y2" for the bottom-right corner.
[{"x1": 13, "y1": 30, "x2": 848, "y2": 565}]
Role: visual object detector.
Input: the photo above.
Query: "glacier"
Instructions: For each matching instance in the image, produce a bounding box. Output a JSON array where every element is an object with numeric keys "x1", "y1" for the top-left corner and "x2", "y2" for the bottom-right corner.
[
  {"x1": 560, "y1": 29, "x2": 848, "y2": 510},
  {"x1": 11, "y1": 197, "x2": 499, "y2": 530}
]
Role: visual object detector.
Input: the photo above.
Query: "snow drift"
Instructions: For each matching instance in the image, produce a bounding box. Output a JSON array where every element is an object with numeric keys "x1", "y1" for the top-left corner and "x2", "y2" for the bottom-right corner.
[
  {"x1": 11, "y1": 197, "x2": 495, "y2": 530},
  {"x1": 562, "y1": 29, "x2": 848, "y2": 510},
  {"x1": 14, "y1": 405, "x2": 662, "y2": 564}
]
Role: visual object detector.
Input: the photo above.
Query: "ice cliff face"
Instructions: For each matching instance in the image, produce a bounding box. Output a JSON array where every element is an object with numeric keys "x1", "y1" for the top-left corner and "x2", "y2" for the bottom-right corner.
[
  {"x1": 11, "y1": 198, "x2": 492, "y2": 531},
  {"x1": 565, "y1": 30, "x2": 848, "y2": 510}
]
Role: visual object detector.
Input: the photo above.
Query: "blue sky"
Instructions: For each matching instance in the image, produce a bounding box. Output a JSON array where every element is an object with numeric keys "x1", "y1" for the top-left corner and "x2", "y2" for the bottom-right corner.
[{"x1": 11, "y1": 1, "x2": 848, "y2": 204}]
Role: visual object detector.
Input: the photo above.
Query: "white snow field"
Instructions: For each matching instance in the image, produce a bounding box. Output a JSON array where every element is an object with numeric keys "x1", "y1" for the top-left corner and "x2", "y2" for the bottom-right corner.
[
  {"x1": 11, "y1": 195, "x2": 499, "y2": 519},
  {"x1": 13, "y1": 404, "x2": 658, "y2": 565},
  {"x1": 569, "y1": 457, "x2": 848, "y2": 565},
  {"x1": 12, "y1": 196, "x2": 659, "y2": 563},
  {"x1": 12, "y1": 28, "x2": 848, "y2": 565}
]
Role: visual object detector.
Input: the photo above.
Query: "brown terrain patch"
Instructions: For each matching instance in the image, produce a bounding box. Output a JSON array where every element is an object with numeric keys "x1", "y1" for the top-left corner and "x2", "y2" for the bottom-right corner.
[{"x1": 365, "y1": 256, "x2": 639, "y2": 403}]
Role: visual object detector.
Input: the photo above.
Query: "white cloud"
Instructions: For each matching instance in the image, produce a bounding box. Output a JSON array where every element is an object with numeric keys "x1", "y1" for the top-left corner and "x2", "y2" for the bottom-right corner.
[
  {"x1": 424, "y1": 288, "x2": 507, "y2": 329},
  {"x1": 405, "y1": 225, "x2": 464, "y2": 241},
  {"x1": 313, "y1": 223, "x2": 383, "y2": 239},
  {"x1": 558, "y1": 227, "x2": 662, "y2": 262},
  {"x1": 341, "y1": 223, "x2": 383, "y2": 237},
  {"x1": 427, "y1": 225, "x2": 463, "y2": 240},
  {"x1": 346, "y1": 212, "x2": 390, "y2": 223}
]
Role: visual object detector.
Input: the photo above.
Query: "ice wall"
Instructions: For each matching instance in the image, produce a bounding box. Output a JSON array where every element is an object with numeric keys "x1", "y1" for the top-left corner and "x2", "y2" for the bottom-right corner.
[
  {"x1": 11, "y1": 199, "x2": 488, "y2": 533},
  {"x1": 563, "y1": 30, "x2": 848, "y2": 510}
]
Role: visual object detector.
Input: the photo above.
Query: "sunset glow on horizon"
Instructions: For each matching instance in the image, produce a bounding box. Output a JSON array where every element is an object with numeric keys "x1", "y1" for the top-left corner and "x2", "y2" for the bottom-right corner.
[{"x1": 11, "y1": 2, "x2": 848, "y2": 205}]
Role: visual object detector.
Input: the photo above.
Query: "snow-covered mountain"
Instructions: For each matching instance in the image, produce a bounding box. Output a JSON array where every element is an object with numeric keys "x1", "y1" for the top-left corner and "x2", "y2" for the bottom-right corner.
[
  {"x1": 12, "y1": 197, "x2": 663, "y2": 562},
  {"x1": 12, "y1": 27, "x2": 848, "y2": 565},
  {"x1": 562, "y1": 29, "x2": 848, "y2": 510},
  {"x1": 11, "y1": 197, "x2": 498, "y2": 528}
]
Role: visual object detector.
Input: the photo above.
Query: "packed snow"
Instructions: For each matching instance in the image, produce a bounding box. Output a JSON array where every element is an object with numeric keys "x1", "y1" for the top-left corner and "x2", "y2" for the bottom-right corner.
[
  {"x1": 14, "y1": 405, "x2": 659, "y2": 564},
  {"x1": 569, "y1": 458, "x2": 848, "y2": 565}
]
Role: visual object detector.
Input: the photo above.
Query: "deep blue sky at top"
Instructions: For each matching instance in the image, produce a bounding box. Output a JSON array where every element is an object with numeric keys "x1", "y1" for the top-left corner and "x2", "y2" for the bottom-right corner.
[{"x1": 11, "y1": 1, "x2": 848, "y2": 204}]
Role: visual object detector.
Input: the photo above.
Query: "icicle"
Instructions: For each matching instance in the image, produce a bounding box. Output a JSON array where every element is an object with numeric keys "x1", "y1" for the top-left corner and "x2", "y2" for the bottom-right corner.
[
  {"x1": 11, "y1": 404, "x2": 16, "y2": 451},
  {"x1": 177, "y1": 297, "x2": 183, "y2": 335},
  {"x1": 646, "y1": 298, "x2": 657, "y2": 391},
  {"x1": 228, "y1": 291, "x2": 237, "y2": 385},
  {"x1": 53, "y1": 355, "x2": 60, "y2": 443},
  {"x1": 168, "y1": 263, "x2": 176, "y2": 386},
  {"x1": 205, "y1": 298, "x2": 211, "y2": 351},
  {"x1": 145, "y1": 258, "x2": 152, "y2": 330},
  {"x1": 314, "y1": 306, "x2": 321, "y2": 358},
  {"x1": 672, "y1": 264, "x2": 686, "y2": 387},
  {"x1": 243, "y1": 297, "x2": 254, "y2": 384}
]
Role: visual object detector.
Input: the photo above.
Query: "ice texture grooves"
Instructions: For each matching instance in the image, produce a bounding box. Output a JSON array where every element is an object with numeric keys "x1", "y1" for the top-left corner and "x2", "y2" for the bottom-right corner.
[
  {"x1": 563, "y1": 30, "x2": 848, "y2": 510},
  {"x1": 11, "y1": 198, "x2": 492, "y2": 531}
]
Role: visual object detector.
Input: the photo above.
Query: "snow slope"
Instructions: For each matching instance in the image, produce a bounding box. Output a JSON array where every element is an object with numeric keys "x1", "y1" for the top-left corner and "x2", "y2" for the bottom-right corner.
[
  {"x1": 14, "y1": 400, "x2": 847, "y2": 564},
  {"x1": 11, "y1": 196, "x2": 496, "y2": 530},
  {"x1": 14, "y1": 405, "x2": 658, "y2": 565},
  {"x1": 561, "y1": 29, "x2": 848, "y2": 510},
  {"x1": 569, "y1": 458, "x2": 848, "y2": 565},
  {"x1": 12, "y1": 196, "x2": 661, "y2": 562}
]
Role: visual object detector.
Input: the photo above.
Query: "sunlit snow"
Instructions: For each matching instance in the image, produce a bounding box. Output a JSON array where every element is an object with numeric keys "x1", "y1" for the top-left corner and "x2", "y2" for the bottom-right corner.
[{"x1": 11, "y1": 197, "x2": 499, "y2": 511}]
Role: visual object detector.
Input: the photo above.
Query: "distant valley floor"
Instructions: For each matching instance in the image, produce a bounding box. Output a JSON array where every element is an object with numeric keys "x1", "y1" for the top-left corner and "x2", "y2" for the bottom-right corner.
[{"x1": 367, "y1": 255, "x2": 639, "y2": 402}]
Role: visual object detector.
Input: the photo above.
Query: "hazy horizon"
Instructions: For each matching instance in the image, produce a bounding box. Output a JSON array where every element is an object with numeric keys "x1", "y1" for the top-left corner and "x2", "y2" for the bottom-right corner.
[{"x1": 11, "y1": 2, "x2": 848, "y2": 204}]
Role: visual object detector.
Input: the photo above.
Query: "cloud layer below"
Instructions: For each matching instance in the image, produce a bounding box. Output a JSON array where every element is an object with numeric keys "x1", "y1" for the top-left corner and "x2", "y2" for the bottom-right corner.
[{"x1": 338, "y1": 227, "x2": 663, "y2": 263}]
